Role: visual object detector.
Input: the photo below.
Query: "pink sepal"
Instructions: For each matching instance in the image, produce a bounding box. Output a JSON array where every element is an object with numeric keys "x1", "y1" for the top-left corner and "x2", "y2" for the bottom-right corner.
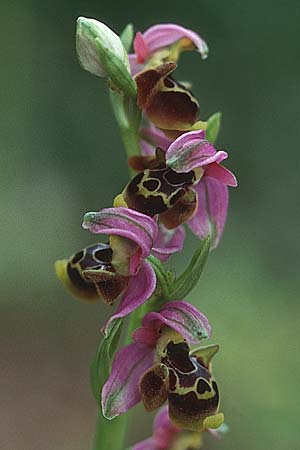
[
  {"x1": 141, "y1": 24, "x2": 208, "y2": 58},
  {"x1": 132, "y1": 438, "x2": 157, "y2": 450},
  {"x1": 139, "y1": 300, "x2": 211, "y2": 344},
  {"x1": 140, "y1": 124, "x2": 173, "y2": 153},
  {"x1": 152, "y1": 225, "x2": 185, "y2": 262},
  {"x1": 204, "y1": 162, "x2": 237, "y2": 187},
  {"x1": 133, "y1": 31, "x2": 150, "y2": 63},
  {"x1": 188, "y1": 178, "x2": 229, "y2": 250},
  {"x1": 166, "y1": 130, "x2": 228, "y2": 173},
  {"x1": 102, "y1": 260, "x2": 156, "y2": 337},
  {"x1": 83, "y1": 207, "x2": 158, "y2": 259},
  {"x1": 101, "y1": 342, "x2": 155, "y2": 419}
]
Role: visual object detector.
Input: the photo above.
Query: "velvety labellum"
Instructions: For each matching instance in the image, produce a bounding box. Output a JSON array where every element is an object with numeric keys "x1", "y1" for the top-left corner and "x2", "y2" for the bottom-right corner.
[
  {"x1": 135, "y1": 62, "x2": 199, "y2": 132},
  {"x1": 123, "y1": 151, "x2": 197, "y2": 226},
  {"x1": 139, "y1": 330, "x2": 221, "y2": 431},
  {"x1": 55, "y1": 243, "x2": 128, "y2": 303}
]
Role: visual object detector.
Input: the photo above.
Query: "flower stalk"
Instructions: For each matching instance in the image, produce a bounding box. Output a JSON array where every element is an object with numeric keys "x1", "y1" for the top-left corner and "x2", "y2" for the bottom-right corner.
[{"x1": 55, "y1": 16, "x2": 237, "y2": 450}]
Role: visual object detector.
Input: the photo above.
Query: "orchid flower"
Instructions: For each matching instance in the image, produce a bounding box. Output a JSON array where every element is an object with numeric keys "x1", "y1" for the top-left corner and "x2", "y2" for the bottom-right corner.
[
  {"x1": 56, "y1": 207, "x2": 182, "y2": 336},
  {"x1": 116, "y1": 130, "x2": 237, "y2": 248},
  {"x1": 102, "y1": 300, "x2": 224, "y2": 432},
  {"x1": 165, "y1": 130, "x2": 238, "y2": 248},
  {"x1": 128, "y1": 24, "x2": 208, "y2": 76}
]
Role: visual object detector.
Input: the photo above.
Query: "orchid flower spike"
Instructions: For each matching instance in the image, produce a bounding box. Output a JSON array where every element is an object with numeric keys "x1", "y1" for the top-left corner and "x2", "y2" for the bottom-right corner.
[
  {"x1": 129, "y1": 23, "x2": 208, "y2": 75},
  {"x1": 102, "y1": 300, "x2": 224, "y2": 432}
]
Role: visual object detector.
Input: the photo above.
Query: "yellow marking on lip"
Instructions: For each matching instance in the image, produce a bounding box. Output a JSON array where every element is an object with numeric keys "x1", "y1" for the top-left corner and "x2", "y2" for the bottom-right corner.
[{"x1": 203, "y1": 412, "x2": 224, "y2": 430}]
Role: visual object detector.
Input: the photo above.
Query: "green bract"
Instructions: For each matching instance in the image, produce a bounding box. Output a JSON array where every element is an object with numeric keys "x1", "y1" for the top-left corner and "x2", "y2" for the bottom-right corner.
[{"x1": 206, "y1": 112, "x2": 222, "y2": 144}]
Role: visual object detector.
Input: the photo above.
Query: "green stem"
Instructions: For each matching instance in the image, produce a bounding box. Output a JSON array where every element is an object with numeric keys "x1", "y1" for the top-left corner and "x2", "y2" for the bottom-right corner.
[
  {"x1": 92, "y1": 409, "x2": 127, "y2": 450},
  {"x1": 91, "y1": 309, "x2": 141, "y2": 450},
  {"x1": 109, "y1": 90, "x2": 141, "y2": 175},
  {"x1": 91, "y1": 90, "x2": 142, "y2": 450}
]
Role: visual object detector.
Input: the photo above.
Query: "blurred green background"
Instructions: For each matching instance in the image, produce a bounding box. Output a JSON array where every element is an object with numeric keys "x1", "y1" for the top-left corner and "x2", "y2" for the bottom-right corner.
[{"x1": 2, "y1": 0, "x2": 300, "y2": 449}]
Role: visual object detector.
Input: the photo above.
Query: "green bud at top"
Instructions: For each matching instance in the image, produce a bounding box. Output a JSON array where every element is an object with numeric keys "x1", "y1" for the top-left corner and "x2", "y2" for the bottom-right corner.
[
  {"x1": 76, "y1": 16, "x2": 130, "y2": 77},
  {"x1": 76, "y1": 17, "x2": 136, "y2": 97}
]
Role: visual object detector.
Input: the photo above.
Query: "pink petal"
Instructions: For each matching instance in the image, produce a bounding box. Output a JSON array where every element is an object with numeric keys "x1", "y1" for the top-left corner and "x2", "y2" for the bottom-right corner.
[
  {"x1": 132, "y1": 438, "x2": 157, "y2": 450},
  {"x1": 132, "y1": 407, "x2": 178, "y2": 450},
  {"x1": 166, "y1": 130, "x2": 228, "y2": 173},
  {"x1": 142, "y1": 24, "x2": 208, "y2": 59},
  {"x1": 82, "y1": 207, "x2": 158, "y2": 259},
  {"x1": 152, "y1": 225, "x2": 185, "y2": 262},
  {"x1": 153, "y1": 406, "x2": 179, "y2": 447},
  {"x1": 132, "y1": 326, "x2": 158, "y2": 347},
  {"x1": 102, "y1": 342, "x2": 155, "y2": 419},
  {"x1": 140, "y1": 123, "x2": 173, "y2": 152},
  {"x1": 140, "y1": 139, "x2": 156, "y2": 156},
  {"x1": 133, "y1": 32, "x2": 150, "y2": 63},
  {"x1": 204, "y1": 162, "x2": 238, "y2": 187},
  {"x1": 142, "y1": 300, "x2": 211, "y2": 343},
  {"x1": 102, "y1": 260, "x2": 156, "y2": 337},
  {"x1": 128, "y1": 53, "x2": 144, "y2": 76},
  {"x1": 188, "y1": 178, "x2": 229, "y2": 249},
  {"x1": 153, "y1": 405, "x2": 171, "y2": 430}
]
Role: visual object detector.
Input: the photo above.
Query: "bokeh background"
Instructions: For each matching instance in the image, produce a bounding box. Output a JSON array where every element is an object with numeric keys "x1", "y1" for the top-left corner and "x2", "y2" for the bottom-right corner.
[{"x1": 2, "y1": 0, "x2": 300, "y2": 449}]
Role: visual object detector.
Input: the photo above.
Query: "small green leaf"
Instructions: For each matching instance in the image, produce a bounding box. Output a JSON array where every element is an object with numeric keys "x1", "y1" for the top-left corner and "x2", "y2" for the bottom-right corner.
[
  {"x1": 167, "y1": 236, "x2": 210, "y2": 300},
  {"x1": 206, "y1": 112, "x2": 222, "y2": 144},
  {"x1": 95, "y1": 37, "x2": 137, "y2": 97},
  {"x1": 147, "y1": 255, "x2": 175, "y2": 301},
  {"x1": 90, "y1": 318, "x2": 123, "y2": 403},
  {"x1": 120, "y1": 23, "x2": 134, "y2": 53}
]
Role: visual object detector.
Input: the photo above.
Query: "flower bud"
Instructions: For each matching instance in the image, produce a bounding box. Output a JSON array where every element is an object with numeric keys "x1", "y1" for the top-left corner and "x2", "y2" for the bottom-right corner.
[
  {"x1": 76, "y1": 17, "x2": 136, "y2": 96},
  {"x1": 76, "y1": 17, "x2": 129, "y2": 77}
]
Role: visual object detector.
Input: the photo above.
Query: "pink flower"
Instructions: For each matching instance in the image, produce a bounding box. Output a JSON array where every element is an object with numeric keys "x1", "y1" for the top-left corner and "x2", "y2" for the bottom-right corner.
[
  {"x1": 132, "y1": 405, "x2": 226, "y2": 450},
  {"x1": 56, "y1": 207, "x2": 184, "y2": 336},
  {"x1": 165, "y1": 129, "x2": 237, "y2": 249},
  {"x1": 82, "y1": 207, "x2": 183, "y2": 335},
  {"x1": 119, "y1": 131, "x2": 237, "y2": 249},
  {"x1": 102, "y1": 300, "x2": 224, "y2": 431},
  {"x1": 128, "y1": 24, "x2": 208, "y2": 75}
]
